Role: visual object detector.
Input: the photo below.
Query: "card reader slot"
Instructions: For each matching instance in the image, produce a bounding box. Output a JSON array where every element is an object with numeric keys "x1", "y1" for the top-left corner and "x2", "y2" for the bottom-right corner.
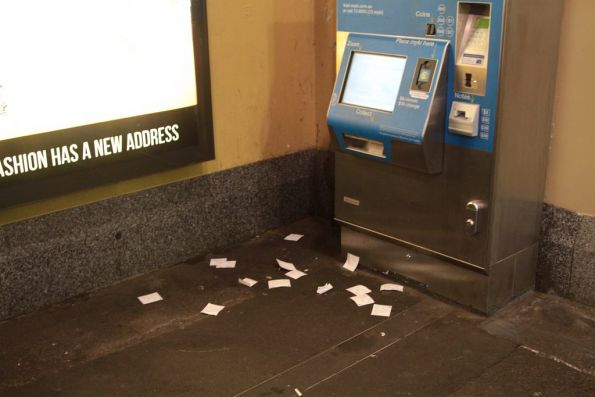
[{"x1": 343, "y1": 134, "x2": 386, "y2": 158}]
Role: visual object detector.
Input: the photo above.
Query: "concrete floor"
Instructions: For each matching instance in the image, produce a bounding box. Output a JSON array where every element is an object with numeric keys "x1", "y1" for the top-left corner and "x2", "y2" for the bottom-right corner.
[{"x1": 0, "y1": 218, "x2": 594, "y2": 396}]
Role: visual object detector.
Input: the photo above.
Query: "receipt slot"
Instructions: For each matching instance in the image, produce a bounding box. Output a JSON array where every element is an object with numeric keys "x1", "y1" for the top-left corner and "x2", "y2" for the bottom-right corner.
[{"x1": 329, "y1": 0, "x2": 563, "y2": 313}]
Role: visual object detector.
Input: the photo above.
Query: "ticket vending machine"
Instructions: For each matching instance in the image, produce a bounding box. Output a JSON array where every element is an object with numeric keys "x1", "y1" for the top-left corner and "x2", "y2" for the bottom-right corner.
[{"x1": 328, "y1": 0, "x2": 563, "y2": 313}]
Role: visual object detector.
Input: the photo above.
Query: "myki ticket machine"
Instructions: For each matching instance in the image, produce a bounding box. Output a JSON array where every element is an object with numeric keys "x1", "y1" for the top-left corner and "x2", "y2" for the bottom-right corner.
[{"x1": 328, "y1": 0, "x2": 563, "y2": 313}]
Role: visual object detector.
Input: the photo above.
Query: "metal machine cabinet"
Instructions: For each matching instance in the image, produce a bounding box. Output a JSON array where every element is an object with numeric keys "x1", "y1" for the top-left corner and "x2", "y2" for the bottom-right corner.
[{"x1": 328, "y1": 0, "x2": 564, "y2": 313}]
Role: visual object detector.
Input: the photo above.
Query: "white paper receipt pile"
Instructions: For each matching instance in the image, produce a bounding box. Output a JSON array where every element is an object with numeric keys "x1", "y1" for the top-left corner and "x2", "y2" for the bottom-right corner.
[{"x1": 347, "y1": 284, "x2": 374, "y2": 306}]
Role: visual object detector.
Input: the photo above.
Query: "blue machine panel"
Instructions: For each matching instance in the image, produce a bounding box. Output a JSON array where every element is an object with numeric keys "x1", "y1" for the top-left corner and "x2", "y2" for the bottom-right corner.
[
  {"x1": 328, "y1": 34, "x2": 448, "y2": 164},
  {"x1": 336, "y1": 0, "x2": 504, "y2": 153}
]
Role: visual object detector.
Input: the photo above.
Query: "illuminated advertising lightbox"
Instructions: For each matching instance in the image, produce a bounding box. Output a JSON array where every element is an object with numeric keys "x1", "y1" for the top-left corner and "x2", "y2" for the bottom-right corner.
[{"x1": 0, "y1": 0, "x2": 214, "y2": 209}]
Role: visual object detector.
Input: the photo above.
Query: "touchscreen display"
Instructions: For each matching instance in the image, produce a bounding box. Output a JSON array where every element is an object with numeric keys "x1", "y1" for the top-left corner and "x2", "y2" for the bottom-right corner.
[{"x1": 341, "y1": 52, "x2": 406, "y2": 112}]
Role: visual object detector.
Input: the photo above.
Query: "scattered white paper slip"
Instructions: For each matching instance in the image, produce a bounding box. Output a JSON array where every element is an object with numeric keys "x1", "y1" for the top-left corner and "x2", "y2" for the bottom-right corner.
[
  {"x1": 216, "y1": 260, "x2": 237, "y2": 269},
  {"x1": 268, "y1": 279, "x2": 292, "y2": 289},
  {"x1": 343, "y1": 253, "x2": 360, "y2": 272},
  {"x1": 284, "y1": 234, "x2": 304, "y2": 242},
  {"x1": 201, "y1": 303, "x2": 225, "y2": 316},
  {"x1": 137, "y1": 292, "x2": 163, "y2": 305},
  {"x1": 276, "y1": 259, "x2": 297, "y2": 272},
  {"x1": 285, "y1": 270, "x2": 307, "y2": 280},
  {"x1": 294, "y1": 388, "x2": 303, "y2": 397},
  {"x1": 380, "y1": 283, "x2": 404, "y2": 292},
  {"x1": 210, "y1": 258, "x2": 227, "y2": 267},
  {"x1": 371, "y1": 304, "x2": 392, "y2": 317},
  {"x1": 238, "y1": 278, "x2": 258, "y2": 287},
  {"x1": 317, "y1": 283, "x2": 333, "y2": 295},
  {"x1": 350, "y1": 294, "x2": 375, "y2": 307},
  {"x1": 346, "y1": 285, "x2": 372, "y2": 296}
]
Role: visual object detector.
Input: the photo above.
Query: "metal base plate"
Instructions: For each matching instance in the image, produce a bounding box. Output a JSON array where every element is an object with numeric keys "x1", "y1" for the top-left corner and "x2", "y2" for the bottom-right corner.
[{"x1": 340, "y1": 224, "x2": 491, "y2": 313}]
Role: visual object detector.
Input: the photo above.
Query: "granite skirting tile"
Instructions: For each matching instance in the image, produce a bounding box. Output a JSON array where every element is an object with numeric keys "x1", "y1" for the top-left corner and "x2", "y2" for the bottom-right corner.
[
  {"x1": 537, "y1": 203, "x2": 595, "y2": 307},
  {"x1": 0, "y1": 149, "x2": 334, "y2": 320},
  {"x1": 569, "y1": 217, "x2": 595, "y2": 306}
]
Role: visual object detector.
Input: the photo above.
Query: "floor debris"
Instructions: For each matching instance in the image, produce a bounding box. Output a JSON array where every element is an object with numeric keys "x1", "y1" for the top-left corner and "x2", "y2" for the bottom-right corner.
[
  {"x1": 210, "y1": 258, "x2": 228, "y2": 267},
  {"x1": 380, "y1": 283, "x2": 404, "y2": 292},
  {"x1": 215, "y1": 260, "x2": 237, "y2": 269},
  {"x1": 343, "y1": 253, "x2": 360, "y2": 272},
  {"x1": 350, "y1": 294, "x2": 375, "y2": 307},
  {"x1": 268, "y1": 279, "x2": 292, "y2": 289},
  {"x1": 346, "y1": 285, "x2": 372, "y2": 296},
  {"x1": 317, "y1": 283, "x2": 333, "y2": 295},
  {"x1": 137, "y1": 292, "x2": 163, "y2": 305},
  {"x1": 284, "y1": 234, "x2": 304, "y2": 242},
  {"x1": 238, "y1": 278, "x2": 258, "y2": 288},
  {"x1": 277, "y1": 259, "x2": 297, "y2": 272},
  {"x1": 371, "y1": 304, "x2": 392, "y2": 317},
  {"x1": 286, "y1": 270, "x2": 307, "y2": 280},
  {"x1": 201, "y1": 303, "x2": 225, "y2": 316}
]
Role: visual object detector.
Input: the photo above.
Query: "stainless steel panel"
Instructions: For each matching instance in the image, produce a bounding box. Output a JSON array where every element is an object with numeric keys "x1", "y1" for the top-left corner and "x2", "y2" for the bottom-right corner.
[
  {"x1": 335, "y1": 143, "x2": 494, "y2": 268},
  {"x1": 487, "y1": 255, "x2": 515, "y2": 312},
  {"x1": 489, "y1": 0, "x2": 564, "y2": 263},
  {"x1": 513, "y1": 243, "x2": 539, "y2": 296},
  {"x1": 341, "y1": 226, "x2": 489, "y2": 312}
]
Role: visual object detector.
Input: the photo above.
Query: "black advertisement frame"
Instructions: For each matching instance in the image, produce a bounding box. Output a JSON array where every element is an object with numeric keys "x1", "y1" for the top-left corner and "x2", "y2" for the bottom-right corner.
[{"x1": 0, "y1": 0, "x2": 214, "y2": 210}]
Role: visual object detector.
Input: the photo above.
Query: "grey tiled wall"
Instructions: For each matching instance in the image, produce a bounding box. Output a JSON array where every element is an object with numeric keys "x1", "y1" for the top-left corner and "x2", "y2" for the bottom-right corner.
[{"x1": 0, "y1": 150, "x2": 334, "y2": 320}]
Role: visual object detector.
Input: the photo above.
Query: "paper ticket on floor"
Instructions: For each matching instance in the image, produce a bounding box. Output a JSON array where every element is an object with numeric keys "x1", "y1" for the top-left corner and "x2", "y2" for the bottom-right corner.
[
  {"x1": 317, "y1": 283, "x2": 333, "y2": 295},
  {"x1": 343, "y1": 253, "x2": 360, "y2": 272},
  {"x1": 210, "y1": 258, "x2": 227, "y2": 267},
  {"x1": 137, "y1": 292, "x2": 163, "y2": 305},
  {"x1": 201, "y1": 303, "x2": 225, "y2": 316},
  {"x1": 284, "y1": 234, "x2": 304, "y2": 242},
  {"x1": 350, "y1": 294, "x2": 375, "y2": 307},
  {"x1": 371, "y1": 304, "x2": 392, "y2": 317},
  {"x1": 216, "y1": 260, "x2": 236, "y2": 269},
  {"x1": 285, "y1": 270, "x2": 307, "y2": 280},
  {"x1": 268, "y1": 279, "x2": 292, "y2": 289},
  {"x1": 380, "y1": 283, "x2": 404, "y2": 292},
  {"x1": 276, "y1": 259, "x2": 297, "y2": 272},
  {"x1": 238, "y1": 278, "x2": 258, "y2": 287},
  {"x1": 346, "y1": 285, "x2": 372, "y2": 296}
]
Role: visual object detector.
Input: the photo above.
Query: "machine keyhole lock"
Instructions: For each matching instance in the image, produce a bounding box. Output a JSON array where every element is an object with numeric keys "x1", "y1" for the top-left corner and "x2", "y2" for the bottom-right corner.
[{"x1": 465, "y1": 200, "x2": 487, "y2": 235}]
